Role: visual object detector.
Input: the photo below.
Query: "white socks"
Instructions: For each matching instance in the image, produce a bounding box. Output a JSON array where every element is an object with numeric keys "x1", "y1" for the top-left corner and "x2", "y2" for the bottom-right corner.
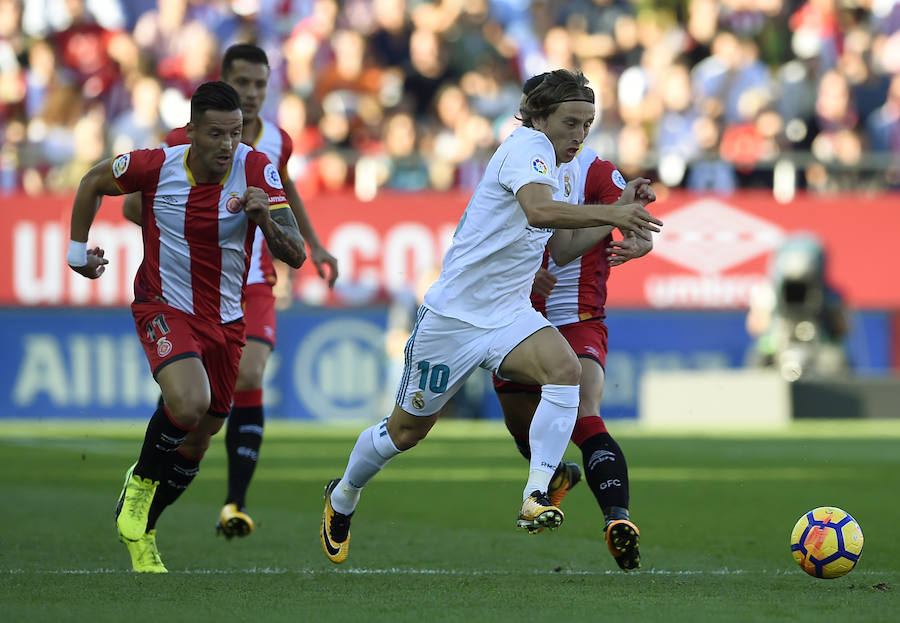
[
  {"x1": 330, "y1": 418, "x2": 401, "y2": 515},
  {"x1": 523, "y1": 384, "x2": 579, "y2": 500}
]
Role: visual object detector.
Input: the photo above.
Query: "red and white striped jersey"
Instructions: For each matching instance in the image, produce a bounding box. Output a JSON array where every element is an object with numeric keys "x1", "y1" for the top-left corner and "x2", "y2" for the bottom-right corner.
[
  {"x1": 532, "y1": 147, "x2": 627, "y2": 326},
  {"x1": 163, "y1": 120, "x2": 293, "y2": 286},
  {"x1": 111, "y1": 142, "x2": 290, "y2": 324}
]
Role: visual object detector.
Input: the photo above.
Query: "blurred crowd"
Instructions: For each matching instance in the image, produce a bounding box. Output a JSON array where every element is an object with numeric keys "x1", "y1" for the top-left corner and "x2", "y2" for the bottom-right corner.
[{"x1": 1, "y1": 0, "x2": 899, "y2": 199}]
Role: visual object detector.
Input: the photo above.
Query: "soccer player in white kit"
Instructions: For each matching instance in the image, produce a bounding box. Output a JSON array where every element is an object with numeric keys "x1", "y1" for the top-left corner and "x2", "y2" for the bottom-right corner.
[{"x1": 320, "y1": 69, "x2": 663, "y2": 564}]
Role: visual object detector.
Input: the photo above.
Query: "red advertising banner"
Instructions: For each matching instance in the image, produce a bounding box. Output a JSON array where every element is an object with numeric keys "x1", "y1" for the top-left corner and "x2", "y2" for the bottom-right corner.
[{"x1": 1, "y1": 190, "x2": 898, "y2": 309}]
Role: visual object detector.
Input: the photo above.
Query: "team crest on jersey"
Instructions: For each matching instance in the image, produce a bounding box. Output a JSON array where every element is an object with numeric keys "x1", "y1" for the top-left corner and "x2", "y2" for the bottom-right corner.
[
  {"x1": 411, "y1": 391, "x2": 425, "y2": 410},
  {"x1": 564, "y1": 173, "x2": 571, "y2": 197},
  {"x1": 263, "y1": 163, "x2": 283, "y2": 189},
  {"x1": 225, "y1": 193, "x2": 242, "y2": 214},
  {"x1": 612, "y1": 169, "x2": 627, "y2": 190},
  {"x1": 112, "y1": 154, "x2": 130, "y2": 179},
  {"x1": 156, "y1": 337, "x2": 173, "y2": 357},
  {"x1": 532, "y1": 157, "x2": 548, "y2": 175}
]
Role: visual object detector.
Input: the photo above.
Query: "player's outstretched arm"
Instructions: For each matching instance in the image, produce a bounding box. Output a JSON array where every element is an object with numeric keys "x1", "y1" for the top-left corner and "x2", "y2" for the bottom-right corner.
[
  {"x1": 282, "y1": 170, "x2": 338, "y2": 287},
  {"x1": 68, "y1": 158, "x2": 123, "y2": 278},
  {"x1": 516, "y1": 182, "x2": 662, "y2": 236},
  {"x1": 242, "y1": 187, "x2": 307, "y2": 269}
]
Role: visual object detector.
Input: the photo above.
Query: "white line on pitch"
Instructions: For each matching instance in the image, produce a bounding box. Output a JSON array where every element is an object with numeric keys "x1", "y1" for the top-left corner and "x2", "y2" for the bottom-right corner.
[{"x1": 0, "y1": 567, "x2": 889, "y2": 577}]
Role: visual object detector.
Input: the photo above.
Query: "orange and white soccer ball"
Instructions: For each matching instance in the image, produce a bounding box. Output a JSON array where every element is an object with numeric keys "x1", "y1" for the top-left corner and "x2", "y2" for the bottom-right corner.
[{"x1": 790, "y1": 507, "x2": 864, "y2": 579}]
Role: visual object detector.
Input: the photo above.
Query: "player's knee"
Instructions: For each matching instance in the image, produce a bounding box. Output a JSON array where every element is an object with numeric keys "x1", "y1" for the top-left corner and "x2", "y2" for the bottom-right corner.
[
  {"x1": 390, "y1": 426, "x2": 426, "y2": 451},
  {"x1": 165, "y1": 391, "x2": 210, "y2": 429},
  {"x1": 545, "y1": 351, "x2": 581, "y2": 386},
  {"x1": 387, "y1": 416, "x2": 434, "y2": 451}
]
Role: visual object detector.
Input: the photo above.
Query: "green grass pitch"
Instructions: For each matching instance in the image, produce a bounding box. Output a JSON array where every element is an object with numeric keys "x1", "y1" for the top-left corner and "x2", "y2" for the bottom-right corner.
[{"x1": 1, "y1": 418, "x2": 898, "y2": 622}]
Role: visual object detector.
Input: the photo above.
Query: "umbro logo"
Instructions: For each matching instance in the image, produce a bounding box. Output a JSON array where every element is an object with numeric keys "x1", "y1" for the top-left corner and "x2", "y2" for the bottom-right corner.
[{"x1": 157, "y1": 196, "x2": 179, "y2": 205}]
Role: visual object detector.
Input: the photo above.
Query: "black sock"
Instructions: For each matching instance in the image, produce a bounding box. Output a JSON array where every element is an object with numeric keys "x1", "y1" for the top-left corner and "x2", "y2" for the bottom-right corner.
[
  {"x1": 146, "y1": 450, "x2": 201, "y2": 530},
  {"x1": 134, "y1": 405, "x2": 189, "y2": 482},
  {"x1": 225, "y1": 404, "x2": 264, "y2": 509},
  {"x1": 577, "y1": 432, "x2": 630, "y2": 523}
]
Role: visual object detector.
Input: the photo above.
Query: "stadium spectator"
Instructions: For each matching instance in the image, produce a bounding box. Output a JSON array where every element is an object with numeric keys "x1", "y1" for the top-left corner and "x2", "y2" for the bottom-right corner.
[
  {"x1": 66, "y1": 81, "x2": 305, "y2": 573},
  {"x1": 319, "y1": 69, "x2": 662, "y2": 565},
  {"x1": 6, "y1": 0, "x2": 900, "y2": 195},
  {"x1": 108, "y1": 74, "x2": 167, "y2": 155}
]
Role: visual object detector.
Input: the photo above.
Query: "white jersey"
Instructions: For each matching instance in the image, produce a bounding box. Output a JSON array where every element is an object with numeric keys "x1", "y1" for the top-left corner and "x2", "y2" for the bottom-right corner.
[{"x1": 423, "y1": 126, "x2": 559, "y2": 328}]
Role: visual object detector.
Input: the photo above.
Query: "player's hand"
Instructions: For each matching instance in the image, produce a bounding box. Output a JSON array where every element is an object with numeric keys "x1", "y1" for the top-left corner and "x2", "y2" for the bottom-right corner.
[
  {"x1": 309, "y1": 243, "x2": 339, "y2": 288},
  {"x1": 607, "y1": 235, "x2": 652, "y2": 266},
  {"x1": 531, "y1": 267, "x2": 557, "y2": 298},
  {"x1": 603, "y1": 203, "x2": 662, "y2": 240},
  {"x1": 616, "y1": 178, "x2": 651, "y2": 205},
  {"x1": 242, "y1": 187, "x2": 270, "y2": 226},
  {"x1": 69, "y1": 246, "x2": 109, "y2": 279},
  {"x1": 636, "y1": 182, "x2": 656, "y2": 206}
]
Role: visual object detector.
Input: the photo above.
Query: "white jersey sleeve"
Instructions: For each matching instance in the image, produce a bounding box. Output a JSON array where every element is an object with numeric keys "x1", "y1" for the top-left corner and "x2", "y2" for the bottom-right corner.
[{"x1": 423, "y1": 127, "x2": 559, "y2": 328}]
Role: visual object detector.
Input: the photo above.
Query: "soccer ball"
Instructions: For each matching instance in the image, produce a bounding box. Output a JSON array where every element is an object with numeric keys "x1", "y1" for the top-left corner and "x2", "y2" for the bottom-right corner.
[{"x1": 790, "y1": 507, "x2": 864, "y2": 579}]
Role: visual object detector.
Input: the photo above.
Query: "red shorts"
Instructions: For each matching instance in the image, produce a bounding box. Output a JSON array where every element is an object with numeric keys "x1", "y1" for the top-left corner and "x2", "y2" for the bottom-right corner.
[
  {"x1": 493, "y1": 318, "x2": 609, "y2": 393},
  {"x1": 243, "y1": 282, "x2": 277, "y2": 347},
  {"x1": 132, "y1": 301, "x2": 246, "y2": 417}
]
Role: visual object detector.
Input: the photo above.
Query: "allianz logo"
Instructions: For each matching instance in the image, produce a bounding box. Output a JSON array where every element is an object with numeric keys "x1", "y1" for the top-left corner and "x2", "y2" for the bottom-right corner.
[{"x1": 293, "y1": 318, "x2": 387, "y2": 420}]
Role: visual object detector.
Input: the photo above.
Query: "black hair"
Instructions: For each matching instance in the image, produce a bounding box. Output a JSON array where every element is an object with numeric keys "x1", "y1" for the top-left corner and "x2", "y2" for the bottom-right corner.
[
  {"x1": 190, "y1": 81, "x2": 241, "y2": 123},
  {"x1": 518, "y1": 69, "x2": 594, "y2": 128},
  {"x1": 222, "y1": 44, "x2": 270, "y2": 77}
]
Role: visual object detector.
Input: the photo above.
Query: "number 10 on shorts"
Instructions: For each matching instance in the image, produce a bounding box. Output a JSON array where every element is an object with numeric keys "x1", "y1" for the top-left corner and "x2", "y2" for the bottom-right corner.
[{"x1": 417, "y1": 361, "x2": 450, "y2": 393}]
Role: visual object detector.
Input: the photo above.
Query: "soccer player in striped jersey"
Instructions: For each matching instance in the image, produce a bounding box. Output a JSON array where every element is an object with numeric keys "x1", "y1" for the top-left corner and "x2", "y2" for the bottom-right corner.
[
  {"x1": 124, "y1": 44, "x2": 338, "y2": 540},
  {"x1": 68, "y1": 81, "x2": 306, "y2": 572},
  {"x1": 493, "y1": 71, "x2": 656, "y2": 573}
]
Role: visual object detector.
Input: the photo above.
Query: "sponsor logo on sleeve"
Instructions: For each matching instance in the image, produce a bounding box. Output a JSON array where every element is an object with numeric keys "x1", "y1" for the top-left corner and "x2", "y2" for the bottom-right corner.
[
  {"x1": 112, "y1": 154, "x2": 130, "y2": 179},
  {"x1": 532, "y1": 157, "x2": 548, "y2": 175},
  {"x1": 268, "y1": 195, "x2": 288, "y2": 204},
  {"x1": 612, "y1": 169, "x2": 627, "y2": 190},
  {"x1": 263, "y1": 163, "x2": 283, "y2": 189}
]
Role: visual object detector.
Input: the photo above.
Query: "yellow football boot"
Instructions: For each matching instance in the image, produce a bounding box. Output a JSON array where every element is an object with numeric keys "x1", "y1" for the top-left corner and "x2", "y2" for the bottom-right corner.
[
  {"x1": 114, "y1": 462, "x2": 159, "y2": 542},
  {"x1": 216, "y1": 503, "x2": 255, "y2": 539},
  {"x1": 517, "y1": 490, "x2": 564, "y2": 534},
  {"x1": 605, "y1": 519, "x2": 641, "y2": 571},
  {"x1": 121, "y1": 529, "x2": 167, "y2": 573},
  {"x1": 320, "y1": 479, "x2": 353, "y2": 564}
]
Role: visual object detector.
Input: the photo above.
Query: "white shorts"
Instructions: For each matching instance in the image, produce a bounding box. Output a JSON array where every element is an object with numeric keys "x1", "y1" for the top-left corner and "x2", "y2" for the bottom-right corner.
[{"x1": 395, "y1": 305, "x2": 552, "y2": 416}]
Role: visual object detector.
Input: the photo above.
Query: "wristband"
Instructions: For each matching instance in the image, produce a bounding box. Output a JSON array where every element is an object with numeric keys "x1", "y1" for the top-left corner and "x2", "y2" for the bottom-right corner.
[{"x1": 67, "y1": 240, "x2": 88, "y2": 267}]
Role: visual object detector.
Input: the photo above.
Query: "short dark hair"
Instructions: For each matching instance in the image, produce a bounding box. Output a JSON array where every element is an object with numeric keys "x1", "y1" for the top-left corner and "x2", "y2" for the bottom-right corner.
[
  {"x1": 190, "y1": 81, "x2": 241, "y2": 123},
  {"x1": 518, "y1": 69, "x2": 594, "y2": 128},
  {"x1": 222, "y1": 44, "x2": 270, "y2": 77}
]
